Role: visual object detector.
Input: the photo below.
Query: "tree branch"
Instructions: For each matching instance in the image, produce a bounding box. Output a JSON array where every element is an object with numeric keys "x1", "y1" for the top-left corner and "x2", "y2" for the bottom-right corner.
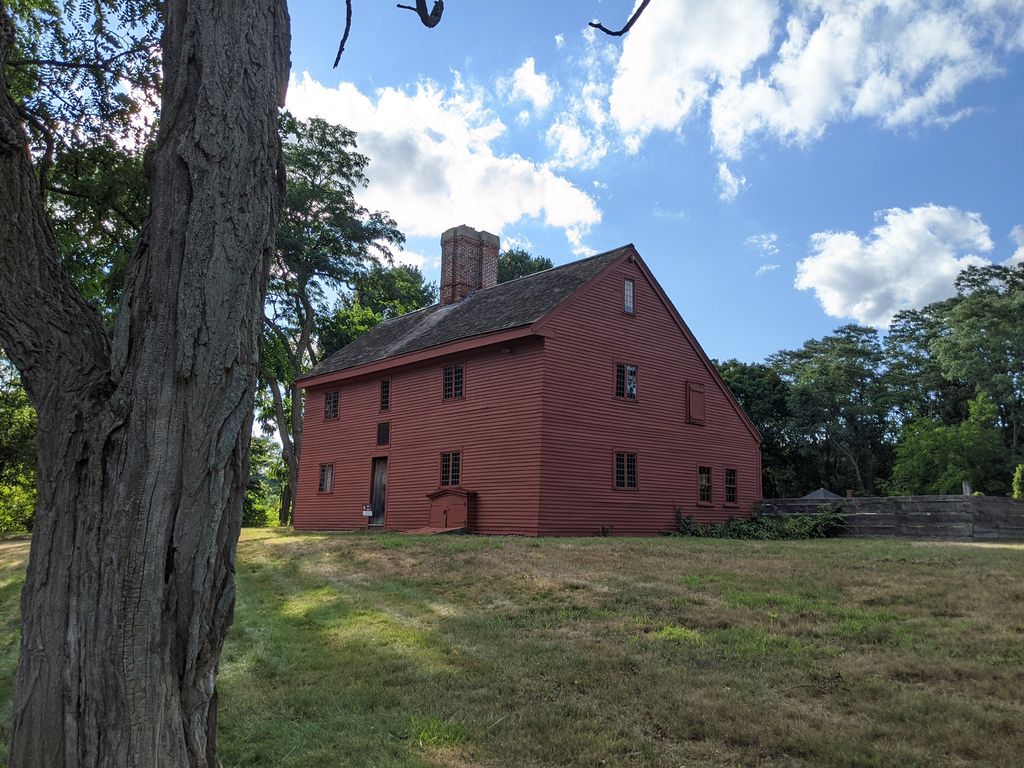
[
  {"x1": 16, "y1": 104, "x2": 54, "y2": 200},
  {"x1": 0, "y1": 5, "x2": 112, "y2": 409},
  {"x1": 332, "y1": 0, "x2": 353, "y2": 68},
  {"x1": 46, "y1": 184, "x2": 140, "y2": 230},
  {"x1": 590, "y1": 0, "x2": 651, "y2": 36},
  {"x1": 263, "y1": 315, "x2": 301, "y2": 371},
  {"x1": 7, "y1": 41, "x2": 155, "y2": 75},
  {"x1": 267, "y1": 374, "x2": 293, "y2": 459},
  {"x1": 396, "y1": 0, "x2": 444, "y2": 28}
]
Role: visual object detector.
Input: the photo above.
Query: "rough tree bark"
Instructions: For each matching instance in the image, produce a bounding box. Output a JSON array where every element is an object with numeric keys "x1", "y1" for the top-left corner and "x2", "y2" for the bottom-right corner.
[{"x1": 0, "y1": 0, "x2": 290, "y2": 764}]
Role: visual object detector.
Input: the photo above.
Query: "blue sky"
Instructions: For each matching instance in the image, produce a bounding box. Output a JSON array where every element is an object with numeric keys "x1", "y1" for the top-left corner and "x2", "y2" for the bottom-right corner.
[{"x1": 286, "y1": 1, "x2": 1024, "y2": 363}]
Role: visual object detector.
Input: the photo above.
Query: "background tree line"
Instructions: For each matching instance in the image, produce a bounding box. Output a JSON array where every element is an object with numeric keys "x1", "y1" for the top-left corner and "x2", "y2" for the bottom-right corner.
[{"x1": 718, "y1": 261, "x2": 1024, "y2": 498}]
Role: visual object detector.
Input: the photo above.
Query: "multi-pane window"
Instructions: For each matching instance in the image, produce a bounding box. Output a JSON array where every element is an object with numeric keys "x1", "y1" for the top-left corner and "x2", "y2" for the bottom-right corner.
[
  {"x1": 698, "y1": 466, "x2": 712, "y2": 503},
  {"x1": 318, "y1": 463, "x2": 334, "y2": 493},
  {"x1": 377, "y1": 421, "x2": 390, "y2": 446},
  {"x1": 443, "y1": 364, "x2": 464, "y2": 400},
  {"x1": 440, "y1": 451, "x2": 462, "y2": 486},
  {"x1": 324, "y1": 390, "x2": 339, "y2": 420},
  {"x1": 615, "y1": 363, "x2": 638, "y2": 399},
  {"x1": 725, "y1": 468, "x2": 737, "y2": 504},
  {"x1": 379, "y1": 379, "x2": 391, "y2": 412},
  {"x1": 624, "y1": 278, "x2": 635, "y2": 314},
  {"x1": 615, "y1": 452, "x2": 638, "y2": 489}
]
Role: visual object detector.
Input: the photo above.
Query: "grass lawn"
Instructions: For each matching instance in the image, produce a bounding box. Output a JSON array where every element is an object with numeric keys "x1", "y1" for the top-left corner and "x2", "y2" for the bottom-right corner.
[{"x1": 0, "y1": 532, "x2": 1022, "y2": 766}]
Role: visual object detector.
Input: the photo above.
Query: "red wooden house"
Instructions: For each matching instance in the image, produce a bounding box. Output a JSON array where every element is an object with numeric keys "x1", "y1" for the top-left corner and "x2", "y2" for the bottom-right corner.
[{"x1": 294, "y1": 225, "x2": 762, "y2": 536}]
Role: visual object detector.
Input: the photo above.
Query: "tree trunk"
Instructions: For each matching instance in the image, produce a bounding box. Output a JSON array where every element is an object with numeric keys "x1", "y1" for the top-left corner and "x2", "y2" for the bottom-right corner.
[
  {"x1": 0, "y1": 1, "x2": 290, "y2": 765},
  {"x1": 287, "y1": 380, "x2": 303, "y2": 523},
  {"x1": 268, "y1": 374, "x2": 299, "y2": 526}
]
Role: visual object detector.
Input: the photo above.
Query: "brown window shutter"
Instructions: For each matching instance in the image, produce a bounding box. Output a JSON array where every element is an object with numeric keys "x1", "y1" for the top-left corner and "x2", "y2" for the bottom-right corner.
[{"x1": 688, "y1": 382, "x2": 705, "y2": 424}]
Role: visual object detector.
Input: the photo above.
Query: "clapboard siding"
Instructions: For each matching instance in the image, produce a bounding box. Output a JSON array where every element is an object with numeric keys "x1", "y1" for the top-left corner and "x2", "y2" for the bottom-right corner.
[
  {"x1": 538, "y1": 257, "x2": 761, "y2": 536},
  {"x1": 295, "y1": 245, "x2": 762, "y2": 536},
  {"x1": 295, "y1": 337, "x2": 545, "y2": 534}
]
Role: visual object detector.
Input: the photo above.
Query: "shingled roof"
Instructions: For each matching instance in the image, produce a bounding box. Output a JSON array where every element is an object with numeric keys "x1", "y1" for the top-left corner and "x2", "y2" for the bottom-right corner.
[{"x1": 302, "y1": 245, "x2": 631, "y2": 381}]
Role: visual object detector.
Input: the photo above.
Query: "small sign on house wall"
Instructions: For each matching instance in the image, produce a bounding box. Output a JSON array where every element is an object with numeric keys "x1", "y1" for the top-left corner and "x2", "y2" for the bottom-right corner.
[{"x1": 362, "y1": 504, "x2": 373, "y2": 517}]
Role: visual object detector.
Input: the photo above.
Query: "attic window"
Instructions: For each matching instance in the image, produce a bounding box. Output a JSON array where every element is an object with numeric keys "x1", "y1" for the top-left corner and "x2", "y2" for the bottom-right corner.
[
  {"x1": 615, "y1": 363, "x2": 638, "y2": 399},
  {"x1": 440, "y1": 451, "x2": 461, "y2": 486},
  {"x1": 443, "y1": 364, "x2": 464, "y2": 400},
  {"x1": 624, "y1": 278, "x2": 635, "y2": 314},
  {"x1": 379, "y1": 379, "x2": 391, "y2": 412},
  {"x1": 324, "y1": 391, "x2": 339, "y2": 420}
]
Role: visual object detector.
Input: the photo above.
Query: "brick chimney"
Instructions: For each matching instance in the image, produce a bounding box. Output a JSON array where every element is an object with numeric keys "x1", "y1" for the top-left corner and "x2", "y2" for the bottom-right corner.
[{"x1": 440, "y1": 225, "x2": 499, "y2": 304}]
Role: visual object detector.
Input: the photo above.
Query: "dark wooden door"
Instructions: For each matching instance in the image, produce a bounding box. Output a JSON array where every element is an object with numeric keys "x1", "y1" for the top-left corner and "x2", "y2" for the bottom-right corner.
[{"x1": 370, "y1": 457, "x2": 388, "y2": 527}]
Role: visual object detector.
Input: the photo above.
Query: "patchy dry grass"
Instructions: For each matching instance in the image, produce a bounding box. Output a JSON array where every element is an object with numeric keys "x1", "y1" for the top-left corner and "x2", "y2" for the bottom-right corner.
[{"x1": 0, "y1": 532, "x2": 1022, "y2": 767}]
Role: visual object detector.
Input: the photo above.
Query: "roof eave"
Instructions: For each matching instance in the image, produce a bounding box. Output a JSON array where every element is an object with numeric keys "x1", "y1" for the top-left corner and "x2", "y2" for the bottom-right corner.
[{"x1": 296, "y1": 325, "x2": 539, "y2": 389}]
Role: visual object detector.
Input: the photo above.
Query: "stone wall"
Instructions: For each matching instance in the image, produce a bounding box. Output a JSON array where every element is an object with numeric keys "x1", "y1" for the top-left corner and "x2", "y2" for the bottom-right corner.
[{"x1": 759, "y1": 495, "x2": 1024, "y2": 540}]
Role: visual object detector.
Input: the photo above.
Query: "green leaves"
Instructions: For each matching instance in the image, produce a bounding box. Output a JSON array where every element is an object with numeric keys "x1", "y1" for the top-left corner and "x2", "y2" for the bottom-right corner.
[
  {"x1": 887, "y1": 394, "x2": 1010, "y2": 495},
  {"x1": 768, "y1": 325, "x2": 890, "y2": 494},
  {"x1": 724, "y1": 261, "x2": 1024, "y2": 497},
  {"x1": 0, "y1": 358, "x2": 36, "y2": 533},
  {"x1": 7, "y1": 0, "x2": 161, "y2": 160},
  {"x1": 497, "y1": 248, "x2": 553, "y2": 283}
]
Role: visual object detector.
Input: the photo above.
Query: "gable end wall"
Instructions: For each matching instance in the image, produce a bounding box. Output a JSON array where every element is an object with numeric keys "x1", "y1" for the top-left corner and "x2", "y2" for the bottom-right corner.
[{"x1": 538, "y1": 255, "x2": 762, "y2": 536}]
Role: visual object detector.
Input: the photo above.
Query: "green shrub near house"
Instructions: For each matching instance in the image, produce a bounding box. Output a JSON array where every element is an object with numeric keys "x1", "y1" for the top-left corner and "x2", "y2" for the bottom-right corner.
[{"x1": 666, "y1": 504, "x2": 845, "y2": 540}]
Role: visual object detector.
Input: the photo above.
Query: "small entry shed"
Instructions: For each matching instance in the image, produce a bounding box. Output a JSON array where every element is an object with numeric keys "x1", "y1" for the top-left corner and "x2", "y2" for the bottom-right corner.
[{"x1": 427, "y1": 487, "x2": 476, "y2": 530}]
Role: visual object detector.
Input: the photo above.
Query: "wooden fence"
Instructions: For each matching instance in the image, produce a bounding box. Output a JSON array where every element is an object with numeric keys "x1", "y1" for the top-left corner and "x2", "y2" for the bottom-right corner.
[{"x1": 759, "y1": 495, "x2": 1024, "y2": 540}]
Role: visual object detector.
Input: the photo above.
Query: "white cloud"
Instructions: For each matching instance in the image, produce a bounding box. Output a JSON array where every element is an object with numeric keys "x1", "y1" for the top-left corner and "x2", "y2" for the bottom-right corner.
[
  {"x1": 601, "y1": 1, "x2": 1024, "y2": 159},
  {"x1": 795, "y1": 204, "x2": 995, "y2": 327},
  {"x1": 394, "y1": 249, "x2": 427, "y2": 269},
  {"x1": 710, "y1": 1, "x2": 1024, "y2": 158},
  {"x1": 610, "y1": 0, "x2": 778, "y2": 149},
  {"x1": 653, "y1": 204, "x2": 688, "y2": 220},
  {"x1": 566, "y1": 225, "x2": 596, "y2": 257},
  {"x1": 1008, "y1": 224, "x2": 1024, "y2": 266},
  {"x1": 542, "y1": 28, "x2": 615, "y2": 170},
  {"x1": 507, "y1": 57, "x2": 554, "y2": 114},
  {"x1": 287, "y1": 73, "x2": 600, "y2": 252},
  {"x1": 554, "y1": 33, "x2": 565, "y2": 49},
  {"x1": 756, "y1": 263, "x2": 781, "y2": 276},
  {"x1": 502, "y1": 233, "x2": 535, "y2": 252},
  {"x1": 545, "y1": 115, "x2": 608, "y2": 169},
  {"x1": 717, "y1": 162, "x2": 747, "y2": 202},
  {"x1": 746, "y1": 232, "x2": 779, "y2": 257}
]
